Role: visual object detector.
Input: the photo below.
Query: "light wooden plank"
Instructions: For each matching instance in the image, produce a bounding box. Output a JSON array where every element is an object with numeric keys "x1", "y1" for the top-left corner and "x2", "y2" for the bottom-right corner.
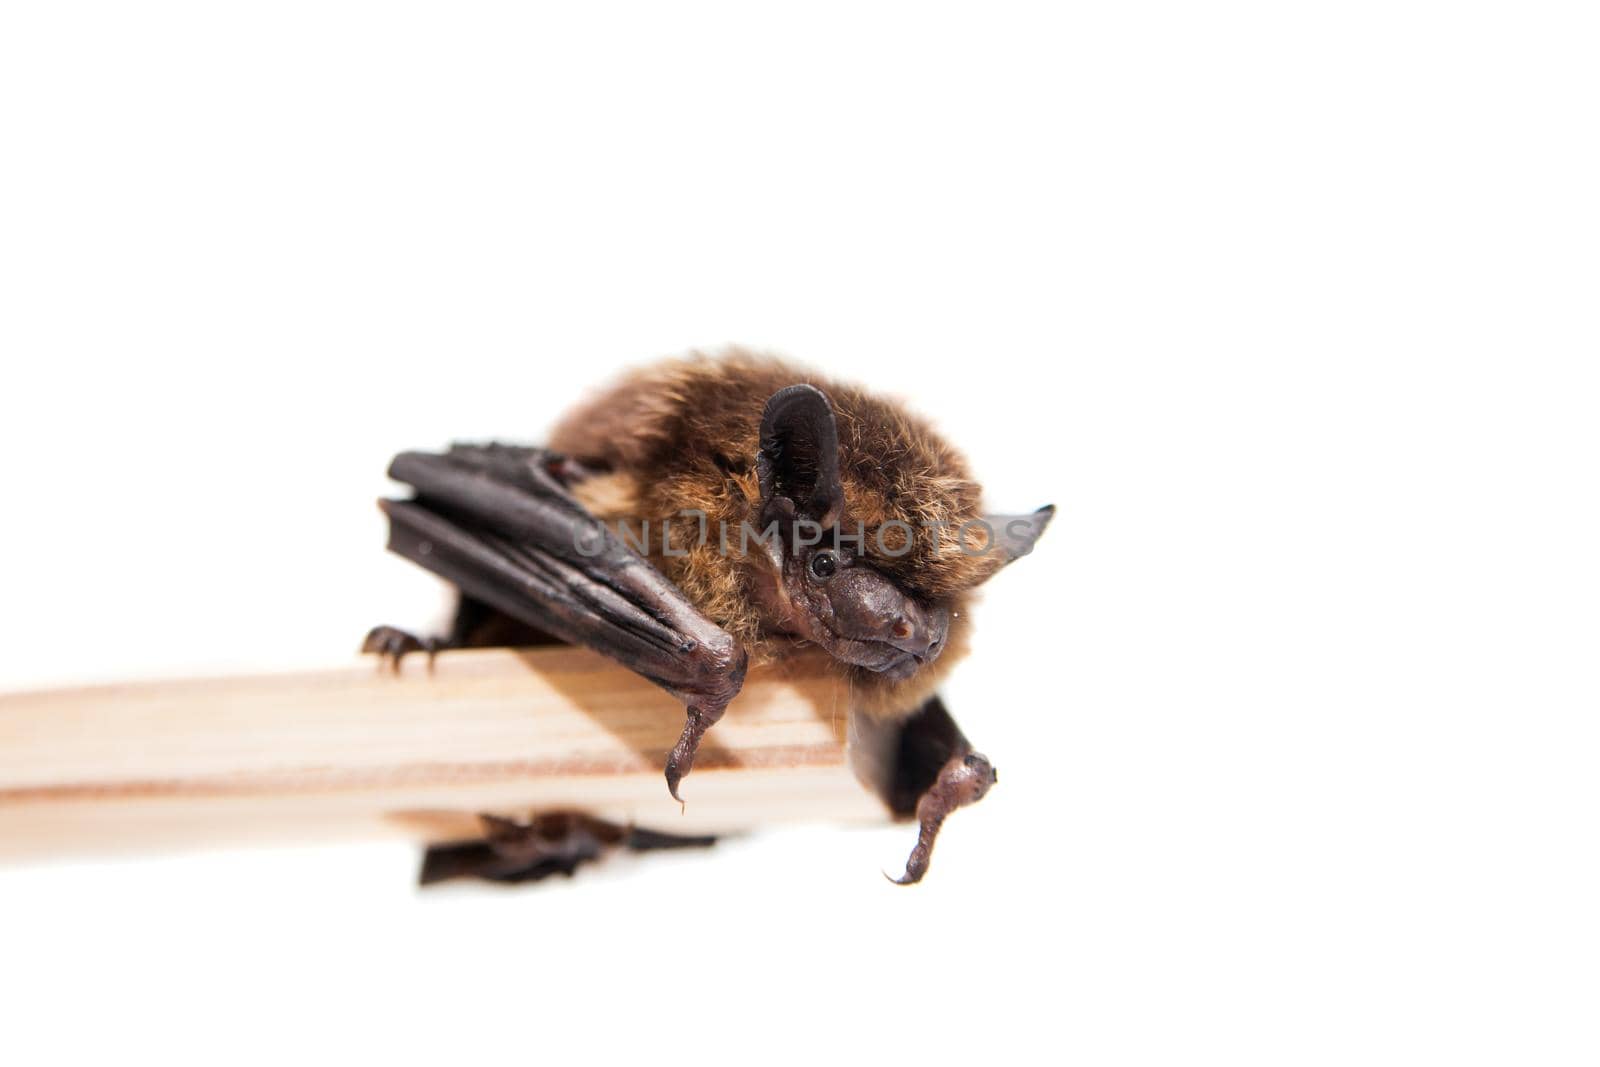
[{"x1": 0, "y1": 647, "x2": 887, "y2": 860}]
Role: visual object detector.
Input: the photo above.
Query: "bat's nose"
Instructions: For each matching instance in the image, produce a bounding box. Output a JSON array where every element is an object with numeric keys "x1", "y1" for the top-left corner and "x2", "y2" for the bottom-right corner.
[
  {"x1": 887, "y1": 601, "x2": 949, "y2": 660},
  {"x1": 828, "y1": 568, "x2": 951, "y2": 662}
]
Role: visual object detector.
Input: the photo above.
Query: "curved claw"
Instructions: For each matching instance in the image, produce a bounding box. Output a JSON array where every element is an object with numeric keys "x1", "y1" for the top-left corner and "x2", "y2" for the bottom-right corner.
[
  {"x1": 360, "y1": 620, "x2": 441, "y2": 671},
  {"x1": 889, "y1": 750, "x2": 998, "y2": 886},
  {"x1": 361, "y1": 625, "x2": 419, "y2": 674},
  {"x1": 362, "y1": 625, "x2": 443, "y2": 675},
  {"x1": 892, "y1": 833, "x2": 936, "y2": 886},
  {"x1": 665, "y1": 705, "x2": 718, "y2": 807}
]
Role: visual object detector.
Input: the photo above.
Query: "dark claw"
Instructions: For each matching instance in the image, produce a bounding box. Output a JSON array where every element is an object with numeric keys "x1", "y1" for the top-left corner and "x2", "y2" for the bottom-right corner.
[
  {"x1": 665, "y1": 705, "x2": 715, "y2": 806},
  {"x1": 891, "y1": 750, "x2": 998, "y2": 885},
  {"x1": 361, "y1": 625, "x2": 434, "y2": 674}
]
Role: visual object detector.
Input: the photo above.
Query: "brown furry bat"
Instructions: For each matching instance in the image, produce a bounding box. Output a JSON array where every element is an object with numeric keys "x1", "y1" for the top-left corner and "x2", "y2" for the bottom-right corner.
[{"x1": 366, "y1": 349, "x2": 1052, "y2": 883}]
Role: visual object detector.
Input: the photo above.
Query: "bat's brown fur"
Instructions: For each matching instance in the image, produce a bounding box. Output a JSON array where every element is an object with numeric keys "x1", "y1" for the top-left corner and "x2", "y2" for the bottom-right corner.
[{"x1": 550, "y1": 349, "x2": 1006, "y2": 719}]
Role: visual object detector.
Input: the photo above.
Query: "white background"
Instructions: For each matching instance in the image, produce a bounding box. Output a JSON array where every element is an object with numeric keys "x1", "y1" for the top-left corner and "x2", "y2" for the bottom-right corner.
[{"x1": 1, "y1": 3, "x2": 1596, "y2": 1064}]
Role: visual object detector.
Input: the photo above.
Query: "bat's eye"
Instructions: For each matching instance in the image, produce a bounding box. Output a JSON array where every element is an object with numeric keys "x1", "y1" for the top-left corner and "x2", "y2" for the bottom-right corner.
[{"x1": 809, "y1": 551, "x2": 838, "y2": 580}]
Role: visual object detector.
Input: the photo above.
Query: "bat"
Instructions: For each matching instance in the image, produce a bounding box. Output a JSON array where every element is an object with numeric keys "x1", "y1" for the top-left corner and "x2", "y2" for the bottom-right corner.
[{"x1": 365, "y1": 350, "x2": 1053, "y2": 884}]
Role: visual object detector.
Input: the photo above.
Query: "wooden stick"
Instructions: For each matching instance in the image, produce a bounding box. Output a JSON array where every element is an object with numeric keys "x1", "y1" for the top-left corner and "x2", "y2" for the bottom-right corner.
[{"x1": 0, "y1": 647, "x2": 888, "y2": 861}]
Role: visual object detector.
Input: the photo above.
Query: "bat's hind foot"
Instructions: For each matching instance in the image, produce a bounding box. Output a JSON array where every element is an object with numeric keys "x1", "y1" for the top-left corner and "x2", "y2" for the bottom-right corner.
[
  {"x1": 361, "y1": 625, "x2": 442, "y2": 673},
  {"x1": 891, "y1": 750, "x2": 998, "y2": 885}
]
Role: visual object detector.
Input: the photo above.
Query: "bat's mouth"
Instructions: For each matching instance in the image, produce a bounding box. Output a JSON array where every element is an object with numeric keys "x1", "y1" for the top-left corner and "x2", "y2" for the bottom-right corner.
[
  {"x1": 873, "y1": 650, "x2": 926, "y2": 682},
  {"x1": 826, "y1": 636, "x2": 932, "y2": 679}
]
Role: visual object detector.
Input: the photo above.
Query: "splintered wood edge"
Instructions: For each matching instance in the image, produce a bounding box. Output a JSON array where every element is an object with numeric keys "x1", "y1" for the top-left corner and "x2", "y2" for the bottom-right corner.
[{"x1": 0, "y1": 647, "x2": 892, "y2": 862}]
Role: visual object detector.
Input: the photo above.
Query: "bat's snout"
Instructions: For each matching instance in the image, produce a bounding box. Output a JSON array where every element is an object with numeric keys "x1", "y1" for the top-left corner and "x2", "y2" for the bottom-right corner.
[
  {"x1": 886, "y1": 600, "x2": 949, "y2": 661},
  {"x1": 823, "y1": 567, "x2": 950, "y2": 676}
]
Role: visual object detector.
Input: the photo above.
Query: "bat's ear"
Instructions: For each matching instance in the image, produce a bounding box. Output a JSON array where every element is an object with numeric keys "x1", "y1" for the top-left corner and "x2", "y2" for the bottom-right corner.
[
  {"x1": 757, "y1": 384, "x2": 845, "y2": 528},
  {"x1": 985, "y1": 505, "x2": 1055, "y2": 565}
]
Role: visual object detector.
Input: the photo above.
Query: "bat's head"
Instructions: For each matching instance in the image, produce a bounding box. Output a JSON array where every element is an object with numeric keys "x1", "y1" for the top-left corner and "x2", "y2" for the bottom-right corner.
[{"x1": 752, "y1": 384, "x2": 1051, "y2": 686}]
